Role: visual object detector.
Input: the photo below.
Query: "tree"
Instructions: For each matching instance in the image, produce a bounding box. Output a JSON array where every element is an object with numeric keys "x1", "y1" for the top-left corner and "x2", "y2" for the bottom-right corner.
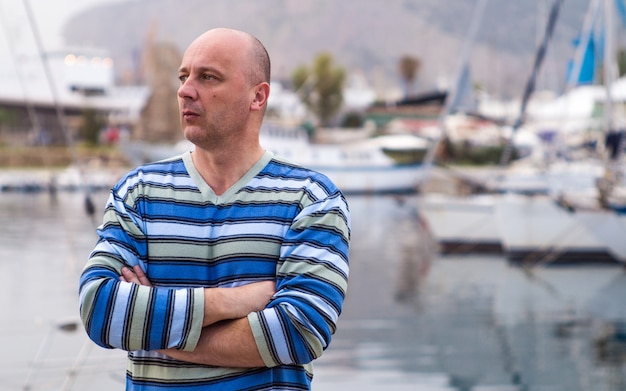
[
  {"x1": 292, "y1": 52, "x2": 345, "y2": 127},
  {"x1": 398, "y1": 55, "x2": 421, "y2": 97},
  {"x1": 81, "y1": 108, "x2": 106, "y2": 146}
]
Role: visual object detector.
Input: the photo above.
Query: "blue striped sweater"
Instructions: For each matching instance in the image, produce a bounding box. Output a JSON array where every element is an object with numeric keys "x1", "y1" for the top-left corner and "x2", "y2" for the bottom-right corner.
[{"x1": 79, "y1": 151, "x2": 350, "y2": 390}]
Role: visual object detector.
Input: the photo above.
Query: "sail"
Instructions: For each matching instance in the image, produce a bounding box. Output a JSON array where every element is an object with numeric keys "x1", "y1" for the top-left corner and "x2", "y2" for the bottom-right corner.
[{"x1": 449, "y1": 63, "x2": 476, "y2": 113}]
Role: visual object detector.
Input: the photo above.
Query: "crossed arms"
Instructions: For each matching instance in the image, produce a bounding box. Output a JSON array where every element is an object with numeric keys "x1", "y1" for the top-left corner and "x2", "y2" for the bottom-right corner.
[{"x1": 120, "y1": 265, "x2": 275, "y2": 367}]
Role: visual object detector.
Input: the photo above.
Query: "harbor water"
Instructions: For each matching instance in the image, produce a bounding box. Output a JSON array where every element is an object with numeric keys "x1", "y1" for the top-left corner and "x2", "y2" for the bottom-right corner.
[{"x1": 1, "y1": 189, "x2": 625, "y2": 390}]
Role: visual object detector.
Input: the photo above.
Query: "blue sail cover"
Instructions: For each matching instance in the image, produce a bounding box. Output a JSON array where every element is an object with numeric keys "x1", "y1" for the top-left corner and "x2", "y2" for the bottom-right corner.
[
  {"x1": 566, "y1": 35, "x2": 596, "y2": 85},
  {"x1": 566, "y1": 0, "x2": 626, "y2": 86},
  {"x1": 615, "y1": 0, "x2": 626, "y2": 26}
]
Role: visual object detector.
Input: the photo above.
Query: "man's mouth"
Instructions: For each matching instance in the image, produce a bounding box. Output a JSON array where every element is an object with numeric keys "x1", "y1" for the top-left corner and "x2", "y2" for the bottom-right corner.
[{"x1": 182, "y1": 109, "x2": 200, "y2": 119}]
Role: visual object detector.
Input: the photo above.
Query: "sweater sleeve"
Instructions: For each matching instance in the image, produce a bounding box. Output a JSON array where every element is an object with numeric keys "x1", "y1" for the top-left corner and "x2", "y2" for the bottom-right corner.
[
  {"x1": 248, "y1": 192, "x2": 350, "y2": 367},
  {"x1": 78, "y1": 190, "x2": 204, "y2": 352}
]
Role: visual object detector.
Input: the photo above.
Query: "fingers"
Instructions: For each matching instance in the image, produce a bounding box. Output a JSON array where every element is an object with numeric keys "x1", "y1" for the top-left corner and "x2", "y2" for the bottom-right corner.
[
  {"x1": 119, "y1": 267, "x2": 135, "y2": 283},
  {"x1": 133, "y1": 265, "x2": 153, "y2": 287},
  {"x1": 119, "y1": 266, "x2": 153, "y2": 287}
]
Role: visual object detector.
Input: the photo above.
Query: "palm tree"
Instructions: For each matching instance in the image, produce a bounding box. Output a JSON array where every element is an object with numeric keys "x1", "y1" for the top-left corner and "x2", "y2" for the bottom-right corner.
[
  {"x1": 398, "y1": 55, "x2": 421, "y2": 98},
  {"x1": 292, "y1": 52, "x2": 345, "y2": 127}
]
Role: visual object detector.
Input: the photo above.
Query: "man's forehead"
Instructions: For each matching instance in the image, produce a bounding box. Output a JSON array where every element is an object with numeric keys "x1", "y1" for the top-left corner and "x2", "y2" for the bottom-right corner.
[
  {"x1": 183, "y1": 35, "x2": 246, "y2": 64},
  {"x1": 179, "y1": 51, "x2": 234, "y2": 74}
]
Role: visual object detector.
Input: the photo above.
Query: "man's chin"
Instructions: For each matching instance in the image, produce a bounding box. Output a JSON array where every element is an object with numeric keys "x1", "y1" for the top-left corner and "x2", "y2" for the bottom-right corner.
[{"x1": 183, "y1": 128, "x2": 204, "y2": 144}]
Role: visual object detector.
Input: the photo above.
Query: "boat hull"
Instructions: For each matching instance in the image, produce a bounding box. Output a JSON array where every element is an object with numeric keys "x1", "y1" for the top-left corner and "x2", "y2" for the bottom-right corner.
[
  {"x1": 494, "y1": 193, "x2": 623, "y2": 265},
  {"x1": 417, "y1": 193, "x2": 502, "y2": 254},
  {"x1": 575, "y1": 208, "x2": 626, "y2": 262},
  {"x1": 316, "y1": 164, "x2": 425, "y2": 195}
]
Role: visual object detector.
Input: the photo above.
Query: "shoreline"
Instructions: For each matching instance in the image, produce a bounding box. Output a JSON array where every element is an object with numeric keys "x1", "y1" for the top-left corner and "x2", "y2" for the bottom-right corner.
[
  {"x1": 0, "y1": 163, "x2": 129, "y2": 193},
  {"x1": 0, "y1": 161, "x2": 499, "y2": 195},
  {"x1": 0, "y1": 146, "x2": 131, "y2": 192},
  {"x1": 0, "y1": 145, "x2": 503, "y2": 196},
  {"x1": 0, "y1": 146, "x2": 130, "y2": 169}
]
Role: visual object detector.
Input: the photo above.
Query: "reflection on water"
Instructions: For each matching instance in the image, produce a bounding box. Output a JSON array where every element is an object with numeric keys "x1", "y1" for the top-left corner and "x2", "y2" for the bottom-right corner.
[
  {"x1": 1, "y1": 192, "x2": 625, "y2": 390},
  {"x1": 316, "y1": 195, "x2": 626, "y2": 391}
]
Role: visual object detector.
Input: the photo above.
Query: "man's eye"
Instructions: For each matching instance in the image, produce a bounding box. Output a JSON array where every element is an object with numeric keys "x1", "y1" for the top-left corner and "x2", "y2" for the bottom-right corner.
[
  {"x1": 178, "y1": 75, "x2": 188, "y2": 83},
  {"x1": 202, "y1": 74, "x2": 215, "y2": 80}
]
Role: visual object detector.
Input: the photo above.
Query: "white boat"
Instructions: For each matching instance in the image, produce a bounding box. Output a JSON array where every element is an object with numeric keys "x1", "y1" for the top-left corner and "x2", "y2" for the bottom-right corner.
[
  {"x1": 482, "y1": 158, "x2": 607, "y2": 195},
  {"x1": 575, "y1": 209, "x2": 626, "y2": 262},
  {"x1": 121, "y1": 123, "x2": 432, "y2": 195},
  {"x1": 416, "y1": 193, "x2": 502, "y2": 254},
  {"x1": 493, "y1": 193, "x2": 621, "y2": 265},
  {"x1": 413, "y1": 156, "x2": 616, "y2": 259},
  {"x1": 263, "y1": 126, "x2": 431, "y2": 194}
]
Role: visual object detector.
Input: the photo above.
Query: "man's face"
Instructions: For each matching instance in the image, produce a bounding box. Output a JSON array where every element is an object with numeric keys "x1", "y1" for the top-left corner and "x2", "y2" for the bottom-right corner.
[{"x1": 177, "y1": 31, "x2": 254, "y2": 148}]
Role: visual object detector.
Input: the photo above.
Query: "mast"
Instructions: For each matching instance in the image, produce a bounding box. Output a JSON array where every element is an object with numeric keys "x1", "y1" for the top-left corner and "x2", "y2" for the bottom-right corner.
[
  {"x1": 0, "y1": 3, "x2": 42, "y2": 140},
  {"x1": 499, "y1": 0, "x2": 564, "y2": 166},
  {"x1": 422, "y1": 0, "x2": 488, "y2": 169},
  {"x1": 603, "y1": 0, "x2": 615, "y2": 134},
  {"x1": 22, "y1": 0, "x2": 96, "y2": 219},
  {"x1": 597, "y1": 0, "x2": 626, "y2": 208},
  {"x1": 22, "y1": 0, "x2": 75, "y2": 157}
]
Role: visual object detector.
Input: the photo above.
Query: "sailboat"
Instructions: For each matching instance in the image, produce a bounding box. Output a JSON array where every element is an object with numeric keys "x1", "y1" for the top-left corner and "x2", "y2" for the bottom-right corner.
[
  {"x1": 417, "y1": 0, "x2": 570, "y2": 255},
  {"x1": 494, "y1": 0, "x2": 626, "y2": 265}
]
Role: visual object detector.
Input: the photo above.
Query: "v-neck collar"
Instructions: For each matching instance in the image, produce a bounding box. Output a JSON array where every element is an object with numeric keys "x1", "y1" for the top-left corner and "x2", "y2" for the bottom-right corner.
[{"x1": 182, "y1": 150, "x2": 273, "y2": 204}]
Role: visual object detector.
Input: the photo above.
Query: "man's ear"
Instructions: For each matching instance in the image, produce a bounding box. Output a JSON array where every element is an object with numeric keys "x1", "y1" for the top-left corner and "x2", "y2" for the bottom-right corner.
[{"x1": 251, "y1": 82, "x2": 270, "y2": 111}]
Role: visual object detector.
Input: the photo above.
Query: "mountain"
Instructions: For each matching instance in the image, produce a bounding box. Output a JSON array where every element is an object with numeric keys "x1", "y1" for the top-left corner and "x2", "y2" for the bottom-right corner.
[{"x1": 62, "y1": 0, "x2": 590, "y2": 99}]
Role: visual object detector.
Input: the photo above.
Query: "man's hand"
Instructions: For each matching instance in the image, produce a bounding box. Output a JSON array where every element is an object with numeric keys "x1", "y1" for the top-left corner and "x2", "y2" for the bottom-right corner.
[{"x1": 120, "y1": 265, "x2": 152, "y2": 286}]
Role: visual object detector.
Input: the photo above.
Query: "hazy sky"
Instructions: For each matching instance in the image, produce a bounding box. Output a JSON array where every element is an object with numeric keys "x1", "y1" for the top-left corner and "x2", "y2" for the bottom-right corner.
[
  {"x1": 0, "y1": 0, "x2": 127, "y2": 102},
  {"x1": 0, "y1": 0, "x2": 122, "y2": 51}
]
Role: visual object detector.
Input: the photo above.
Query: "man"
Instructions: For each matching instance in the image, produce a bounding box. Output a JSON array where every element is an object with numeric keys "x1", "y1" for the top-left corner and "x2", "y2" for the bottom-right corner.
[{"x1": 79, "y1": 28, "x2": 350, "y2": 390}]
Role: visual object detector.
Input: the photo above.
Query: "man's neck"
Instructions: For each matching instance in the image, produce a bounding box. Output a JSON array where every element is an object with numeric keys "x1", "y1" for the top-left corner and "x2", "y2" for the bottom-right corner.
[{"x1": 190, "y1": 145, "x2": 265, "y2": 196}]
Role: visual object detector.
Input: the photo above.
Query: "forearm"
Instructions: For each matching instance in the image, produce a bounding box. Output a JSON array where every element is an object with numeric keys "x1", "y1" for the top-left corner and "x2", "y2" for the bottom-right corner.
[
  {"x1": 81, "y1": 261, "x2": 204, "y2": 351},
  {"x1": 161, "y1": 317, "x2": 265, "y2": 367},
  {"x1": 201, "y1": 281, "x2": 276, "y2": 327}
]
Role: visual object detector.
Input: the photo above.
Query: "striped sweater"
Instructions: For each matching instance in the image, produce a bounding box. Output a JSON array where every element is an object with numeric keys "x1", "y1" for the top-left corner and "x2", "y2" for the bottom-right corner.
[{"x1": 79, "y1": 151, "x2": 350, "y2": 390}]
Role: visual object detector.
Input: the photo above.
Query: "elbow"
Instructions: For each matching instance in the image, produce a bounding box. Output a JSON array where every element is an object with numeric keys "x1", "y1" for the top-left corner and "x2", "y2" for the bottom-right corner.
[
  {"x1": 273, "y1": 323, "x2": 333, "y2": 366},
  {"x1": 79, "y1": 292, "x2": 114, "y2": 350},
  {"x1": 296, "y1": 332, "x2": 328, "y2": 364},
  {"x1": 273, "y1": 336, "x2": 327, "y2": 366},
  {"x1": 79, "y1": 308, "x2": 114, "y2": 350},
  {"x1": 78, "y1": 276, "x2": 123, "y2": 350},
  {"x1": 251, "y1": 309, "x2": 333, "y2": 367}
]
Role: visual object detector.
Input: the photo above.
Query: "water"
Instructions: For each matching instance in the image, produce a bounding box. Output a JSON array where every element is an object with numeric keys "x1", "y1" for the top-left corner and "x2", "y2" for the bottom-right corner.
[{"x1": 1, "y1": 190, "x2": 625, "y2": 390}]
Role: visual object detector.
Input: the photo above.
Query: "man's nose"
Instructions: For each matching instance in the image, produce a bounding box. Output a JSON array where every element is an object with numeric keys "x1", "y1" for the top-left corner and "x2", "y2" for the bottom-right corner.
[{"x1": 178, "y1": 80, "x2": 197, "y2": 100}]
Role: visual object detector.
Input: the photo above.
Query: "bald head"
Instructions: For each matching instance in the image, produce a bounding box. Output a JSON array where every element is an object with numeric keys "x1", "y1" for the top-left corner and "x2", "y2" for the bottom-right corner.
[{"x1": 190, "y1": 28, "x2": 271, "y2": 86}]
